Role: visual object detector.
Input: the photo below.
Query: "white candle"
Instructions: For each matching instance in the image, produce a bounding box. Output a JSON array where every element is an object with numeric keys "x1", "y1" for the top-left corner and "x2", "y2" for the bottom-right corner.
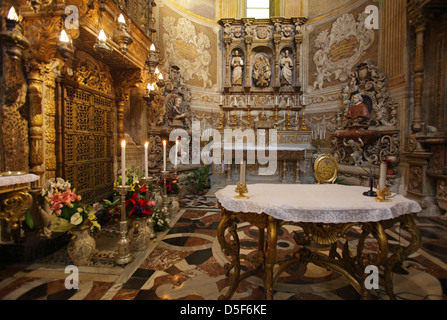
[
  {"x1": 121, "y1": 140, "x2": 126, "y2": 186},
  {"x1": 240, "y1": 160, "x2": 246, "y2": 184},
  {"x1": 144, "y1": 141, "x2": 149, "y2": 177},
  {"x1": 275, "y1": 96, "x2": 278, "y2": 105},
  {"x1": 379, "y1": 161, "x2": 387, "y2": 190},
  {"x1": 163, "y1": 140, "x2": 166, "y2": 171},
  {"x1": 175, "y1": 139, "x2": 178, "y2": 166}
]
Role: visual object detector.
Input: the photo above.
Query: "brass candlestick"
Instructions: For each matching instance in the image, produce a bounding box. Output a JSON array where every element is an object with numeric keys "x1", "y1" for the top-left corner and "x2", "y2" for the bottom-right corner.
[
  {"x1": 234, "y1": 182, "x2": 249, "y2": 199},
  {"x1": 285, "y1": 105, "x2": 292, "y2": 130},
  {"x1": 115, "y1": 185, "x2": 132, "y2": 265},
  {"x1": 232, "y1": 105, "x2": 238, "y2": 129},
  {"x1": 161, "y1": 170, "x2": 170, "y2": 216},
  {"x1": 246, "y1": 104, "x2": 252, "y2": 129},
  {"x1": 273, "y1": 104, "x2": 279, "y2": 129},
  {"x1": 217, "y1": 104, "x2": 224, "y2": 130},
  {"x1": 300, "y1": 106, "x2": 308, "y2": 131},
  {"x1": 375, "y1": 185, "x2": 392, "y2": 202}
]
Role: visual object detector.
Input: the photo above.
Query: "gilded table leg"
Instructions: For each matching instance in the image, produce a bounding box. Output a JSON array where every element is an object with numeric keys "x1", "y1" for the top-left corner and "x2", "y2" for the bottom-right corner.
[
  {"x1": 217, "y1": 210, "x2": 241, "y2": 300},
  {"x1": 265, "y1": 216, "x2": 278, "y2": 300},
  {"x1": 384, "y1": 214, "x2": 421, "y2": 300}
]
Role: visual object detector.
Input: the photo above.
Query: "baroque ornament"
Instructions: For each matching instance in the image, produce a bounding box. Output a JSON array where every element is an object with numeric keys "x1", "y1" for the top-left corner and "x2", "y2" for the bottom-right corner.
[
  {"x1": 313, "y1": 13, "x2": 375, "y2": 90},
  {"x1": 161, "y1": 17, "x2": 213, "y2": 89}
]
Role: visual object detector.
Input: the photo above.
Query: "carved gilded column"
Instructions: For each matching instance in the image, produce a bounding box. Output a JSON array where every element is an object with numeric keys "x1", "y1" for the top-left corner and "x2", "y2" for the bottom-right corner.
[{"x1": 26, "y1": 62, "x2": 45, "y2": 187}]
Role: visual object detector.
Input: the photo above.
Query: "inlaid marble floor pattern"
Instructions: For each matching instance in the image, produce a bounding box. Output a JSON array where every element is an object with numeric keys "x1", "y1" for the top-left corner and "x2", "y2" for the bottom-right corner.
[{"x1": 1, "y1": 195, "x2": 447, "y2": 300}]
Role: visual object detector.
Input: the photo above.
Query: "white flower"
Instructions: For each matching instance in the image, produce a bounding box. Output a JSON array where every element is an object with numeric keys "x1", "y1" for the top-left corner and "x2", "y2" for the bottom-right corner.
[{"x1": 70, "y1": 212, "x2": 83, "y2": 225}]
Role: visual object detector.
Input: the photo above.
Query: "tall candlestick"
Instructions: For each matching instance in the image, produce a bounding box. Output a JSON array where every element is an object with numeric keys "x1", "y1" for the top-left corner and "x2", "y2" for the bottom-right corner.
[
  {"x1": 144, "y1": 141, "x2": 149, "y2": 177},
  {"x1": 163, "y1": 140, "x2": 166, "y2": 171},
  {"x1": 175, "y1": 139, "x2": 178, "y2": 166},
  {"x1": 121, "y1": 140, "x2": 126, "y2": 186},
  {"x1": 379, "y1": 161, "x2": 387, "y2": 190}
]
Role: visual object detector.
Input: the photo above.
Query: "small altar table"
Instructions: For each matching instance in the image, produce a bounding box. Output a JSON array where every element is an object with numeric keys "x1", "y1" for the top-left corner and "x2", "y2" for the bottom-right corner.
[
  {"x1": 215, "y1": 184, "x2": 422, "y2": 300},
  {"x1": 0, "y1": 174, "x2": 39, "y2": 243}
]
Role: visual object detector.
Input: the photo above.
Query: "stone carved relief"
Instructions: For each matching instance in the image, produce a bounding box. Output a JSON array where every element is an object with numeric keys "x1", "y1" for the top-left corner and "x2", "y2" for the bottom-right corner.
[
  {"x1": 313, "y1": 13, "x2": 375, "y2": 90},
  {"x1": 161, "y1": 16, "x2": 213, "y2": 89},
  {"x1": 252, "y1": 54, "x2": 272, "y2": 88}
]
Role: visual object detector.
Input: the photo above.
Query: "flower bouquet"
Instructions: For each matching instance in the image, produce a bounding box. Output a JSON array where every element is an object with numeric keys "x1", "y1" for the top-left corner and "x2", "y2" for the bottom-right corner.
[
  {"x1": 125, "y1": 192, "x2": 156, "y2": 220},
  {"x1": 157, "y1": 177, "x2": 181, "y2": 195},
  {"x1": 42, "y1": 178, "x2": 101, "y2": 233}
]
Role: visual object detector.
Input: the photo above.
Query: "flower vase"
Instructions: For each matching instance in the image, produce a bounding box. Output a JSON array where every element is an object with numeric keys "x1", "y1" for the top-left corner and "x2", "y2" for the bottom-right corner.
[
  {"x1": 128, "y1": 217, "x2": 152, "y2": 252},
  {"x1": 67, "y1": 226, "x2": 96, "y2": 266},
  {"x1": 154, "y1": 189, "x2": 163, "y2": 208},
  {"x1": 39, "y1": 201, "x2": 54, "y2": 238},
  {"x1": 167, "y1": 194, "x2": 180, "y2": 216}
]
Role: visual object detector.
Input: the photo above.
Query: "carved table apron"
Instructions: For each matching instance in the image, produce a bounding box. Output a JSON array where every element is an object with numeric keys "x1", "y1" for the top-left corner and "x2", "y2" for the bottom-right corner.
[{"x1": 215, "y1": 184, "x2": 422, "y2": 300}]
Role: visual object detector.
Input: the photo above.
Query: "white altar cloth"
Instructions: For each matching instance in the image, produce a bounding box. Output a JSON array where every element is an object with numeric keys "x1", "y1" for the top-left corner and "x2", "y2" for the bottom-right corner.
[
  {"x1": 215, "y1": 184, "x2": 422, "y2": 224},
  {"x1": 0, "y1": 174, "x2": 39, "y2": 188}
]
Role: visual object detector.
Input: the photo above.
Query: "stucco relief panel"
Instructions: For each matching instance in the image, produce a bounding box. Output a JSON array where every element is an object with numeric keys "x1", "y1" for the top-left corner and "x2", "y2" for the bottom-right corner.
[
  {"x1": 161, "y1": 16, "x2": 215, "y2": 90},
  {"x1": 311, "y1": 12, "x2": 375, "y2": 91}
]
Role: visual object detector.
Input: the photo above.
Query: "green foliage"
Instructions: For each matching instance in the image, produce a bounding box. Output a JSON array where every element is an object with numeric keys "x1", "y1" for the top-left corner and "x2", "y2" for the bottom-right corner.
[
  {"x1": 186, "y1": 165, "x2": 211, "y2": 192},
  {"x1": 24, "y1": 211, "x2": 34, "y2": 230}
]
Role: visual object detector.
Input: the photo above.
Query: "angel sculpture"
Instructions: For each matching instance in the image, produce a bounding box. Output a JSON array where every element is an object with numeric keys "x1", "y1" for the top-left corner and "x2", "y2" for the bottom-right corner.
[{"x1": 344, "y1": 138, "x2": 364, "y2": 166}]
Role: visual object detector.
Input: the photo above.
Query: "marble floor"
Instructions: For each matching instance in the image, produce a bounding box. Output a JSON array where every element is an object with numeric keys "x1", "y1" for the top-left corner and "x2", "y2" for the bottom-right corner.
[{"x1": 1, "y1": 194, "x2": 447, "y2": 301}]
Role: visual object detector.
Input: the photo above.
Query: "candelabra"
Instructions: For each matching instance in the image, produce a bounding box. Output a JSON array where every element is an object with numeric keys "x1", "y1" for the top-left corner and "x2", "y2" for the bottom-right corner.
[{"x1": 115, "y1": 185, "x2": 132, "y2": 265}]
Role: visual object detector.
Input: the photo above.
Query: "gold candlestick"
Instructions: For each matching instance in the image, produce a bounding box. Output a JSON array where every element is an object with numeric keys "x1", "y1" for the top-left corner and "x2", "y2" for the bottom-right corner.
[
  {"x1": 217, "y1": 104, "x2": 224, "y2": 130},
  {"x1": 285, "y1": 106, "x2": 292, "y2": 130},
  {"x1": 300, "y1": 106, "x2": 308, "y2": 131},
  {"x1": 246, "y1": 104, "x2": 252, "y2": 129},
  {"x1": 232, "y1": 105, "x2": 238, "y2": 129},
  {"x1": 375, "y1": 185, "x2": 392, "y2": 202},
  {"x1": 273, "y1": 104, "x2": 279, "y2": 129},
  {"x1": 234, "y1": 182, "x2": 249, "y2": 199},
  {"x1": 115, "y1": 185, "x2": 132, "y2": 265}
]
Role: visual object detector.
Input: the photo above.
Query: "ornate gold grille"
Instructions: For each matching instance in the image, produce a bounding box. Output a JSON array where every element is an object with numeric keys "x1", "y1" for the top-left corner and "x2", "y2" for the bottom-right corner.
[{"x1": 61, "y1": 85, "x2": 115, "y2": 204}]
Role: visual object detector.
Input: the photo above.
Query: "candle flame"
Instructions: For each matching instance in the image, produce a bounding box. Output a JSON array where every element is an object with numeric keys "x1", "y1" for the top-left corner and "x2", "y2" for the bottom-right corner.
[
  {"x1": 98, "y1": 29, "x2": 107, "y2": 42},
  {"x1": 150, "y1": 43, "x2": 156, "y2": 51},
  {"x1": 144, "y1": 141, "x2": 149, "y2": 148},
  {"x1": 60, "y1": 30, "x2": 70, "y2": 43},
  {"x1": 118, "y1": 14, "x2": 126, "y2": 24},
  {"x1": 121, "y1": 140, "x2": 126, "y2": 147},
  {"x1": 163, "y1": 140, "x2": 166, "y2": 145},
  {"x1": 155, "y1": 67, "x2": 160, "y2": 74},
  {"x1": 158, "y1": 73, "x2": 164, "y2": 80},
  {"x1": 7, "y1": 7, "x2": 19, "y2": 21}
]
